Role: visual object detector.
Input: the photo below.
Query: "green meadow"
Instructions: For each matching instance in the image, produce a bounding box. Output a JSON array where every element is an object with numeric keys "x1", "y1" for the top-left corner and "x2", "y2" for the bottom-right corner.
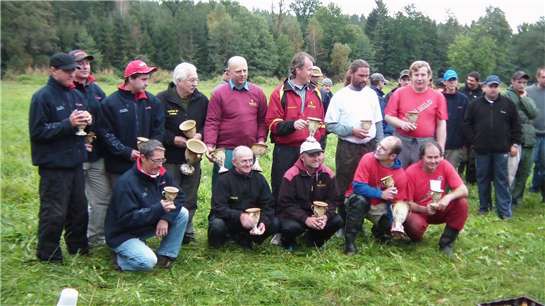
[{"x1": 1, "y1": 74, "x2": 544, "y2": 305}]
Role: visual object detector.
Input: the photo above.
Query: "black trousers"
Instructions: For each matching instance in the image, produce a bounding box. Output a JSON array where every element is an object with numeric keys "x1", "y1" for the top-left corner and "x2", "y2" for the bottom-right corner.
[
  {"x1": 271, "y1": 144, "x2": 300, "y2": 206},
  {"x1": 280, "y1": 215, "x2": 343, "y2": 248},
  {"x1": 37, "y1": 166, "x2": 88, "y2": 261},
  {"x1": 207, "y1": 215, "x2": 279, "y2": 248}
]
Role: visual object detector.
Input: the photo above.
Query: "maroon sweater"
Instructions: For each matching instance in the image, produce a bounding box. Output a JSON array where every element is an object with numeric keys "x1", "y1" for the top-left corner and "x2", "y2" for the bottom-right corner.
[{"x1": 204, "y1": 82, "x2": 268, "y2": 149}]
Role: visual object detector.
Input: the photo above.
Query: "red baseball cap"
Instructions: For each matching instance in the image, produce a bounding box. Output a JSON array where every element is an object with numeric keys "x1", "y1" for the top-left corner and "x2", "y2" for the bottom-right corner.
[{"x1": 123, "y1": 60, "x2": 157, "y2": 78}]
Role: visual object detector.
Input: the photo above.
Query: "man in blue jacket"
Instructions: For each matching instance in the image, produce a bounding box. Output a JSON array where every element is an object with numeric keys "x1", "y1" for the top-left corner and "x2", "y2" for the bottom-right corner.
[
  {"x1": 100, "y1": 60, "x2": 164, "y2": 187},
  {"x1": 105, "y1": 139, "x2": 188, "y2": 271},
  {"x1": 29, "y1": 53, "x2": 92, "y2": 262}
]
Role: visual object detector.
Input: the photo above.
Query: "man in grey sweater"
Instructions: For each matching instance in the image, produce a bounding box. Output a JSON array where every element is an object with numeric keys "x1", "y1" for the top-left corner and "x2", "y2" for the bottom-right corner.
[{"x1": 527, "y1": 66, "x2": 545, "y2": 202}]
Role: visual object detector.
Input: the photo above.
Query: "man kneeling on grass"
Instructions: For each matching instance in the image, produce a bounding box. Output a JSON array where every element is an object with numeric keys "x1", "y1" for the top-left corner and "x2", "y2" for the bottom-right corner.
[
  {"x1": 208, "y1": 146, "x2": 278, "y2": 249},
  {"x1": 276, "y1": 140, "x2": 343, "y2": 251},
  {"x1": 105, "y1": 139, "x2": 188, "y2": 271},
  {"x1": 404, "y1": 141, "x2": 469, "y2": 256}
]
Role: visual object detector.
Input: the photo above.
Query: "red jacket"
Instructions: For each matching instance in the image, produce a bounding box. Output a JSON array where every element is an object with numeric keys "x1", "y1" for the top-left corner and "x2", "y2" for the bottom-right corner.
[{"x1": 266, "y1": 79, "x2": 325, "y2": 146}]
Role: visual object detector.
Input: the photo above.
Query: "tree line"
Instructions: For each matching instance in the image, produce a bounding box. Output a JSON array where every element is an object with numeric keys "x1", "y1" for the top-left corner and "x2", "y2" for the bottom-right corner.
[{"x1": 1, "y1": 0, "x2": 544, "y2": 81}]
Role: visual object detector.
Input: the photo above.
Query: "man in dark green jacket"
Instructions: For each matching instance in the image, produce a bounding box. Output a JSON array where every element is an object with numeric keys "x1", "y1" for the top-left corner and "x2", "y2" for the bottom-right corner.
[{"x1": 505, "y1": 71, "x2": 538, "y2": 206}]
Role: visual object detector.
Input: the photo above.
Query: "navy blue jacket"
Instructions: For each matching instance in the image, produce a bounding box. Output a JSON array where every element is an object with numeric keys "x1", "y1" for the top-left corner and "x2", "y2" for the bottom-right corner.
[
  {"x1": 105, "y1": 163, "x2": 185, "y2": 248},
  {"x1": 156, "y1": 82, "x2": 209, "y2": 164},
  {"x1": 74, "y1": 77, "x2": 107, "y2": 162},
  {"x1": 100, "y1": 88, "x2": 165, "y2": 174},
  {"x1": 444, "y1": 91, "x2": 469, "y2": 150},
  {"x1": 29, "y1": 76, "x2": 88, "y2": 168}
]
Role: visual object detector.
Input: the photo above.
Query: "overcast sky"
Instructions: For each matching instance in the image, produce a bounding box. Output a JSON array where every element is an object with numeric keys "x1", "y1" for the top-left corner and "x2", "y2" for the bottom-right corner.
[{"x1": 235, "y1": 0, "x2": 544, "y2": 32}]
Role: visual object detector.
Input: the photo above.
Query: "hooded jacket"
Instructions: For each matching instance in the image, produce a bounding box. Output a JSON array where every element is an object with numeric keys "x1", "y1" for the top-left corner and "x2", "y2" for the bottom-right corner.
[{"x1": 505, "y1": 86, "x2": 538, "y2": 148}]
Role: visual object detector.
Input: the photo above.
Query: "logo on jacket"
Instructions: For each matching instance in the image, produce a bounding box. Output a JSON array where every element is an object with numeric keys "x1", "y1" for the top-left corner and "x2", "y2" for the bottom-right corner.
[
  {"x1": 248, "y1": 99, "x2": 257, "y2": 107},
  {"x1": 308, "y1": 100, "x2": 316, "y2": 109},
  {"x1": 95, "y1": 96, "x2": 103, "y2": 101},
  {"x1": 119, "y1": 108, "x2": 128, "y2": 113},
  {"x1": 56, "y1": 106, "x2": 65, "y2": 111},
  {"x1": 145, "y1": 106, "x2": 152, "y2": 110},
  {"x1": 167, "y1": 109, "x2": 178, "y2": 116}
]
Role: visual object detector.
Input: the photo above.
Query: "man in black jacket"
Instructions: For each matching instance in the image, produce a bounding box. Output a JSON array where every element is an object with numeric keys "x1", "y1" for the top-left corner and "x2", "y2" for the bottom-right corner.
[
  {"x1": 277, "y1": 140, "x2": 343, "y2": 251},
  {"x1": 105, "y1": 139, "x2": 188, "y2": 271},
  {"x1": 208, "y1": 146, "x2": 278, "y2": 249},
  {"x1": 69, "y1": 49, "x2": 110, "y2": 247},
  {"x1": 463, "y1": 75, "x2": 522, "y2": 219},
  {"x1": 100, "y1": 60, "x2": 164, "y2": 187},
  {"x1": 29, "y1": 53, "x2": 92, "y2": 262},
  {"x1": 157, "y1": 62, "x2": 208, "y2": 244}
]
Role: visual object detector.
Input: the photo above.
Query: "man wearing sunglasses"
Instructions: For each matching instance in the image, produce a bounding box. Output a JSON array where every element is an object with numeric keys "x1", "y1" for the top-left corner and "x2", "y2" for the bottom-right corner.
[{"x1": 463, "y1": 75, "x2": 521, "y2": 219}]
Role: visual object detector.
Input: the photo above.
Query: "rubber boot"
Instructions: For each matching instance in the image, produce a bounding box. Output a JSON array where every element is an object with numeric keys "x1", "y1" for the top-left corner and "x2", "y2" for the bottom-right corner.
[{"x1": 439, "y1": 226, "x2": 459, "y2": 257}]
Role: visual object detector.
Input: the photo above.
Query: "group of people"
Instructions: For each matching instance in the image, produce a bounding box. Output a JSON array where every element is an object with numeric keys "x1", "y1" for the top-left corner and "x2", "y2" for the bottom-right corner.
[{"x1": 29, "y1": 49, "x2": 545, "y2": 272}]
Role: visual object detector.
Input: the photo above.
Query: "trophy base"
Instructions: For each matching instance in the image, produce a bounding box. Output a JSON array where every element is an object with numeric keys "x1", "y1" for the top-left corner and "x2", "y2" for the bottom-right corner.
[
  {"x1": 391, "y1": 224, "x2": 410, "y2": 241},
  {"x1": 75, "y1": 131, "x2": 87, "y2": 136},
  {"x1": 180, "y1": 164, "x2": 195, "y2": 176},
  {"x1": 218, "y1": 166, "x2": 229, "y2": 174}
]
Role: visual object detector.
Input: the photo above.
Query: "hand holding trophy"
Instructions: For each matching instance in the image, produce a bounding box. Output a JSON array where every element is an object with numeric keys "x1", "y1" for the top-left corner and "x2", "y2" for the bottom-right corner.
[
  {"x1": 179, "y1": 120, "x2": 197, "y2": 139},
  {"x1": 180, "y1": 139, "x2": 207, "y2": 175},
  {"x1": 75, "y1": 110, "x2": 92, "y2": 136},
  {"x1": 245, "y1": 208, "x2": 262, "y2": 235},
  {"x1": 306, "y1": 116, "x2": 322, "y2": 141},
  {"x1": 207, "y1": 148, "x2": 229, "y2": 174},
  {"x1": 251, "y1": 143, "x2": 268, "y2": 172}
]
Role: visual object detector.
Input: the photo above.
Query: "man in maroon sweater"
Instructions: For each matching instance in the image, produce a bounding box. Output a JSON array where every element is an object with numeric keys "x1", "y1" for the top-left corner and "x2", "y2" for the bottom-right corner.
[{"x1": 204, "y1": 56, "x2": 268, "y2": 185}]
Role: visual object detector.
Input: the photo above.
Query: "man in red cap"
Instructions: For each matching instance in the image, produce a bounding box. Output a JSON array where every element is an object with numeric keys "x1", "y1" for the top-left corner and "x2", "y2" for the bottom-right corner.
[
  {"x1": 69, "y1": 49, "x2": 110, "y2": 247},
  {"x1": 100, "y1": 59, "x2": 164, "y2": 187}
]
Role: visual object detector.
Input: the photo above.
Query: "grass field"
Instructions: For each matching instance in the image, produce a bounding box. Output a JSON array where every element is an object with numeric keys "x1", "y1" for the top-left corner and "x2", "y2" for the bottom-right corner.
[{"x1": 1, "y1": 74, "x2": 544, "y2": 305}]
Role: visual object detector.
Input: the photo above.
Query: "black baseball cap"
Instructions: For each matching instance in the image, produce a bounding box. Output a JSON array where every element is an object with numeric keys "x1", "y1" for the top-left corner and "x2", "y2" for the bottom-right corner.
[{"x1": 49, "y1": 53, "x2": 78, "y2": 70}]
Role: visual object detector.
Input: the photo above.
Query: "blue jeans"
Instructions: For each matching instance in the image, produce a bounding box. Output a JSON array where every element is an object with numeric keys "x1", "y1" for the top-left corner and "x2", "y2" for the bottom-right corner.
[
  {"x1": 531, "y1": 136, "x2": 545, "y2": 197},
  {"x1": 476, "y1": 153, "x2": 512, "y2": 218},
  {"x1": 113, "y1": 208, "x2": 189, "y2": 271}
]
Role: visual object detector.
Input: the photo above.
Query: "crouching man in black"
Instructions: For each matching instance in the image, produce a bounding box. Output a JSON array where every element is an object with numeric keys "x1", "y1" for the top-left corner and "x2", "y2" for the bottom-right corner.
[
  {"x1": 276, "y1": 140, "x2": 343, "y2": 251},
  {"x1": 208, "y1": 146, "x2": 277, "y2": 249},
  {"x1": 105, "y1": 139, "x2": 188, "y2": 271}
]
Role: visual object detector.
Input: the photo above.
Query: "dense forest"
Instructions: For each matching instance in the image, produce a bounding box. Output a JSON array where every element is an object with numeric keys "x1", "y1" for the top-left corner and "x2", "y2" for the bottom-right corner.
[{"x1": 1, "y1": 0, "x2": 544, "y2": 81}]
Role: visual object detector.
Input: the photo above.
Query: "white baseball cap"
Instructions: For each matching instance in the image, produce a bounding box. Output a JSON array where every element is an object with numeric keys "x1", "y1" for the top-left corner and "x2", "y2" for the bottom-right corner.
[{"x1": 300, "y1": 140, "x2": 323, "y2": 154}]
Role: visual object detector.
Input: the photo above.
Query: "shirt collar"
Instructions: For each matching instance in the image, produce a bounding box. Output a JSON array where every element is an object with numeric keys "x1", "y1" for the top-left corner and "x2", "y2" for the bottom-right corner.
[
  {"x1": 288, "y1": 78, "x2": 307, "y2": 91},
  {"x1": 229, "y1": 79, "x2": 249, "y2": 91}
]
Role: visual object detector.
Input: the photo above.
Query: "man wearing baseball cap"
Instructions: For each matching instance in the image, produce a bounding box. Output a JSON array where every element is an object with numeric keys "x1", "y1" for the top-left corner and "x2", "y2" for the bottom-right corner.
[
  {"x1": 310, "y1": 65, "x2": 323, "y2": 90},
  {"x1": 276, "y1": 140, "x2": 342, "y2": 251},
  {"x1": 29, "y1": 52, "x2": 92, "y2": 262},
  {"x1": 370, "y1": 72, "x2": 394, "y2": 137},
  {"x1": 463, "y1": 75, "x2": 521, "y2": 219},
  {"x1": 442, "y1": 69, "x2": 469, "y2": 171},
  {"x1": 69, "y1": 49, "x2": 110, "y2": 247},
  {"x1": 505, "y1": 71, "x2": 538, "y2": 206},
  {"x1": 100, "y1": 59, "x2": 164, "y2": 187}
]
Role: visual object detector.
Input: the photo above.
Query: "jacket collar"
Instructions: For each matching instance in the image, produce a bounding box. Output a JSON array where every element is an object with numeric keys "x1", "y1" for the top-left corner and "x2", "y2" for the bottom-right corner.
[
  {"x1": 135, "y1": 157, "x2": 166, "y2": 180},
  {"x1": 74, "y1": 74, "x2": 96, "y2": 90},
  {"x1": 48, "y1": 76, "x2": 75, "y2": 90},
  {"x1": 293, "y1": 158, "x2": 327, "y2": 177},
  {"x1": 164, "y1": 82, "x2": 200, "y2": 106},
  {"x1": 118, "y1": 83, "x2": 148, "y2": 101}
]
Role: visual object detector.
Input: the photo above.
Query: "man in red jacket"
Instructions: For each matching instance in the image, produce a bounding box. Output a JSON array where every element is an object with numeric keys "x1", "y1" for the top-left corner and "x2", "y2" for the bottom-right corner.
[
  {"x1": 266, "y1": 52, "x2": 325, "y2": 206},
  {"x1": 276, "y1": 140, "x2": 343, "y2": 251}
]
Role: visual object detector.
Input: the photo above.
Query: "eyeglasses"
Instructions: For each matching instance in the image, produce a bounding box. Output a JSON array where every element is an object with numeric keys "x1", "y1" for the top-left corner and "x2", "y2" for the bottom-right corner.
[
  {"x1": 185, "y1": 78, "x2": 199, "y2": 84},
  {"x1": 149, "y1": 158, "x2": 166, "y2": 164}
]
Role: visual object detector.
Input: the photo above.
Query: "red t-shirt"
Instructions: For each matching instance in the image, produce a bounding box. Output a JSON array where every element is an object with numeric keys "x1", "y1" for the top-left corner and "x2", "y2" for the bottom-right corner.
[
  {"x1": 346, "y1": 152, "x2": 410, "y2": 205},
  {"x1": 385, "y1": 86, "x2": 448, "y2": 138},
  {"x1": 405, "y1": 160, "x2": 463, "y2": 206}
]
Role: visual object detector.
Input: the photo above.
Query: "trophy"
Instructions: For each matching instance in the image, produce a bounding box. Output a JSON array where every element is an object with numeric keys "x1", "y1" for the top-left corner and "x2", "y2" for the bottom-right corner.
[
  {"x1": 429, "y1": 179, "x2": 443, "y2": 210},
  {"x1": 360, "y1": 120, "x2": 373, "y2": 132},
  {"x1": 251, "y1": 143, "x2": 268, "y2": 172},
  {"x1": 180, "y1": 139, "x2": 207, "y2": 175},
  {"x1": 312, "y1": 201, "x2": 328, "y2": 217},
  {"x1": 391, "y1": 201, "x2": 410, "y2": 240},
  {"x1": 136, "y1": 137, "x2": 149, "y2": 151},
  {"x1": 406, "y1": 110, "x2": 419, "y2": 125},
  {"x1": 307, "y1": 116, "x2": 322, "y2": 141},
  {"x1": 179, "y1": 120, "x2": 197, "y2": 139},
  {"x1": 207, "y1": 148, "x2": 229, "y2": 173},
  {"x1": 162, "y1": 186, "x2": 179, "y2": 201},
  {"x1": 380, "y1": 175, "x2": 395, "y2": 189},
  {"x1": 75, "y1": 111, "x2": 91, "y2": 136},
  {"x1": 245, "y1": 207, "x2": 261, "y2": 231}
]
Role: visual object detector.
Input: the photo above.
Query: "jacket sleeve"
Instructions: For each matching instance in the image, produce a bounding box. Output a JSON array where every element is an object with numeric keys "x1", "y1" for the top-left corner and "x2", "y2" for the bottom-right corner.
[
  {"x1": 150, "y1": 96, "x2": 165, "y2": 142},
  {"x1": 100, "y1": 99, "x2": 133, "y2": 160},
  {"x1": 211, "y1": 175, "x2": 242, "y2": 222},
  {"x1": 325, "y1": 175, "x2": 339, "y2": 219},
  {"x1": 28, "y1": 93, "x2": 75, "y2": 142},
  {"x1": 520, "y1": 96, "x2": 538, "y2": 120},
  {"x1": 257, "y1": 175, "x2": 274, "y2": 225},
  {"x1": 352, "y1": 181, "x2": 383, "y2": 199},
  {"x1": 509, "y1": 101, "x2": 522, "y2": 145},
  {"x1": 266, "y1": 87, "x2": 296, "y2": 136},
  {"x1": 463, "y1": 102, "x2": 475, "y2": 145},
  {"x1": 160, "y1": 173, "x2": 184, "y2": 223},
  {"x1": 111, "y1": 181, "x2": 165, "y2": 229},
  {"x1": 256, "y1": 88, "x2": 268, "y2": 142},
  {"x1": 277, "y1": 177, "x2": 309, "y2": 224},
  {"x1": 204, "y1": 90, "x2": 222, "y2": 146}
]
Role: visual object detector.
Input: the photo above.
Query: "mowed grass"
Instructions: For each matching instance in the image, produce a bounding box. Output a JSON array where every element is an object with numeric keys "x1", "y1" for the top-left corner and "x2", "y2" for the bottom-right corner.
[{"x1": 1, "y1": 74, "x2": 544, "y2": 305}]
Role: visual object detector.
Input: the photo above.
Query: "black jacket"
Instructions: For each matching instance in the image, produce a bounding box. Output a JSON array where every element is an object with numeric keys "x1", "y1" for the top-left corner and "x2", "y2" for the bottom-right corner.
[
  {"x1": 463, "y1": 94, "x2": 521, "y2": 154},
  {"x1": 277, "y1": 159, "x2": 338, "y2": 224},
  {"x1": 100, "y1": 88, "x2": 164, "y2": 174},
  {"x1": 29, "y1": 77, "x2": 88, "y2": 168},
  {"x1": 461, "y1": 86, "x2": 483, "y2": 104},
  {"x1": 74, "y1": 77, "x2": 107, "y2": 162},
  {"x1": 444, "y1": 91, "x2": 469, "y2": 149},
  {"x1": 105, "y1": 162, "x2": 185, "y2": 248},
  {"x1": 156, "y1": 82, "x2": 209, "y2": 164},
  {"x1": 210, "y1": 169, "x2": 274, "y2": 226}
]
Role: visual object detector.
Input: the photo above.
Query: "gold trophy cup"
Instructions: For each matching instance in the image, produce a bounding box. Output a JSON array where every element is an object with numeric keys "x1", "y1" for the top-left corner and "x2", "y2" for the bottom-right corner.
[
  {"x1": 307, "y1": 116, "x2": 322, "y2": 141},
  {"x1": 251, "y1": 143, "x2": 268, "y2": 172},
  {"x1": 360, "y1": 120, "x2": 373, "y2": 132},
  {"x1": 136, "y1": 137, "x2": 149, "y2": 151},
  {"x1": 180, "y1": 139, "x2": 207, "y2": 175},
  {"x1": 162, "y1": 186, "x2": 179, "y2": 201},
  {"x1": 406, "y1": 111, "x2": 419, "y2": 125},
  {"x1": 75, "y1": 111, "x2": 92, "y2": 136},
  {"x1": 380, "y1": 175, "x2": 395, "y2": 189},
  {"x1": 391, "y1": 201, "x2": 410, "y2": 240},
  {"x1": 312, "y1": 201, "x2": 328, "y2": 217},
  {"x1": 429, "y1": 179, "x2": 442, "y2": 209},
  {"x1": 179, "y1": 120, "x2": 197, "y2": 139},
  {"x1": 245, "y1": 207, "x2": 261, "y2": 231},
  {"x1": 207, "y1": 148, "x2": 229, "y2": 174}
]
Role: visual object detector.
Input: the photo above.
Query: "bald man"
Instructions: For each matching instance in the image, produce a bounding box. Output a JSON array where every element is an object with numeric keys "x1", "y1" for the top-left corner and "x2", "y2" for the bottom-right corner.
[
  {"x1": 204, "y1": 56, "x2": 268, "y2": 186},
  {"x1": 208, "y1": 146, "x2": 278, "y2": 249}
]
